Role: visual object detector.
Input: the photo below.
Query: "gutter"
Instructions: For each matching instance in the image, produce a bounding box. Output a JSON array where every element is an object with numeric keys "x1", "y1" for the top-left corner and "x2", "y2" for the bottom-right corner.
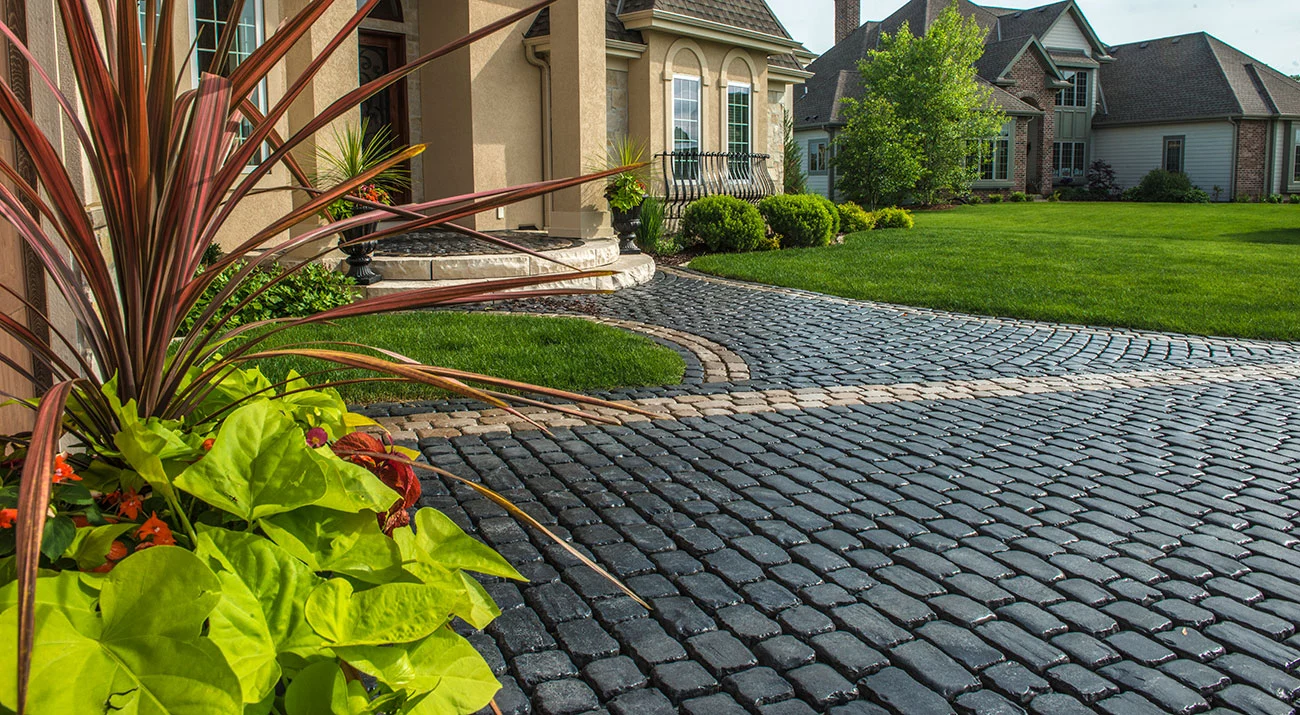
[{"x1": 524, "y1": 43, "x2": 553, "y2": 228}]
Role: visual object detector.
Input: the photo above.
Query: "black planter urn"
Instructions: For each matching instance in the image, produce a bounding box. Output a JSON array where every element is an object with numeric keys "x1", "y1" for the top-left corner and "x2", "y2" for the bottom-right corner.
[
  {"x1": 339, "y1": 223, "x2": 382, "y2": 285},
  {"x1": 610, "y1": 204, "x2": 642, "y2": 255}
]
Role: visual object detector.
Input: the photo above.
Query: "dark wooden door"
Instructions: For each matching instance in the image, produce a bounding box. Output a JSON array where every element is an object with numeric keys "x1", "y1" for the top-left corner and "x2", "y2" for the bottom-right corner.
[{"x1": 359, "y1": 31, "x2": 410, "y2": 203}]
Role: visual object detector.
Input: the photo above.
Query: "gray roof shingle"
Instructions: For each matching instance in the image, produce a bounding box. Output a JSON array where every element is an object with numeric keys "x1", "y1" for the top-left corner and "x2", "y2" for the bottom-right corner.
[
  {"x1": 526, "y1": 0, "x2": 794, "y2": 43},
  {"x1": 1096, "y1": 33, "x2": 1300, "y2": 125}
]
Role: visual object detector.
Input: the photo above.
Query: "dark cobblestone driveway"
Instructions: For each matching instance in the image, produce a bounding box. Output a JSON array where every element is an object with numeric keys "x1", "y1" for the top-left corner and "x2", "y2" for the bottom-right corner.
[{"x1": 399, "y1": 272, "x2": 1300, "y2": 715}]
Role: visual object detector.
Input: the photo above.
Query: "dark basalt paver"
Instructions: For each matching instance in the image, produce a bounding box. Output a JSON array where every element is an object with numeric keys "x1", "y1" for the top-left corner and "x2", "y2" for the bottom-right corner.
[{"x1": 394, "y1": 272, "x2": 1300, "y2": 714}]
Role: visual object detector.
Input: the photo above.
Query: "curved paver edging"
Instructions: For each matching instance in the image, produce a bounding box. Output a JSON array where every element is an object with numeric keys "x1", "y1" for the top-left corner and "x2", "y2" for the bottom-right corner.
[
  {"x1": 377, "y1": 360, "x2": 1300, "y2": 440},
  {"x1": 515, "y1": 312, "x2": 750, "y2": 384}
]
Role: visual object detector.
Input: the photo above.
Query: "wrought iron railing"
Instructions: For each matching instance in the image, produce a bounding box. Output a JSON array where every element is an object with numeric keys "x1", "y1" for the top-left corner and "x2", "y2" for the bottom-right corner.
[{"x1": 655, "y1": 151, "x2": 776, "y2": 227}]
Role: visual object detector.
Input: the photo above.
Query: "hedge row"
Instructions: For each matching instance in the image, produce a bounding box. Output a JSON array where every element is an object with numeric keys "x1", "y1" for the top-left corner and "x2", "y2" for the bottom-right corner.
[{"x1": 681, "y1": 195, "x2": 912, "y2": 253}]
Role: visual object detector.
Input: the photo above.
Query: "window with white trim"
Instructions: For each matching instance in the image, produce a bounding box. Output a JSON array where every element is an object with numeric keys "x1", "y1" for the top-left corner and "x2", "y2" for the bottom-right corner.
[
  {"x1": 1163, "y1": 136, "x2": 1185, "y2": 174},
  {"x1": 808, "y1": 140, "x2": 829, "y2": 175},
  {"x1": 973, "y1": 121, "x2": 1013, "y2": 182},
  {"x1": 672, "y1": 75, "x2": 701, "y2": 181},
  {"x1": 1292, "y1": 126, "x2": 1299, "y2": 184},
  {"x1": 193, "y1": 0, "x2": 267, "y2": 162},
  {"x1": 727, "y1": 82, "x2": 752, "y2": 180},
  {"x1": 1056, "y1": 71, "x2": 1089, "y2": 108},
  {"x1": 1053, "y1": 141, "x2": 1087, "y2": 179}
]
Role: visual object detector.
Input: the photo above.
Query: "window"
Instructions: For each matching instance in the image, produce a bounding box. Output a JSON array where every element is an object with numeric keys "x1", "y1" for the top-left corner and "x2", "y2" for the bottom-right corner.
[
  {"x1": 1292, "y1": 127, "x2": 1299, "y2": 184},
  {"x1": 1056, "y1": 71, "x2": 1089, "y2": 108},
  {"x1": 1163, "y1": 136, "x2": 1185, "y2": 174},
  {"x1": 973, "y1": 122, "x2": 1012, "y2": 182},
  {"x1": 808, "y1": 140, "x2": 829, "y2": 175},
  {"x1": 727, "y1": 83, "x2": 752, "y2": 180},
  {"x1": 672, "y1": 75, "x2": 701, "y2": 181},
  {"x1": 190, "y1": 0, "x2": 267, "y2": 163},
  {"x1": 1053, "y1": 141, "x2": 1087, "y2": 179}
]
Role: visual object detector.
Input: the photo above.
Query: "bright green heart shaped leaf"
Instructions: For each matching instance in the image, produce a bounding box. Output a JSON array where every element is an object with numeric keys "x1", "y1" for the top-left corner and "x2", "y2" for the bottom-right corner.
[
  {"x1": 195, "y1": 527, "x2": 325, "y2": 660},
  {"x1": 113, "y1": 406, "x2": 193, "y2": 499},
  {"x1": 99, "y1": 545, "x2": 221, "y2": 641},
  {"x1": 0, "y1": 570, "x2": 101, "y2": 634},
  {"x1": 309, "y1": 447, "x2": 399, "y2": 514},
  {"x1": 175, "y1": 401, "x2": 327, "y2": 521},
  {"x1": 400, "y1": 508, "x2": 524, "y2": 581},
  {"x1": 276, "y1": 375, "x2": 349, "y2": 439},
  {"x1": 306, "y1": 579, "x2": 452, "y2": 646},
  {"x1": 69, "y1": 523, "x2": 137, "y2": 569},
  {"x1": 207, "y1": 567, "x2": 280, "y2": 703},
  {"x1": 398, "y1": 559, "x2": 501, "y2": 631},
  {"x1": 0, "y1": 606, "x2": 242, "y2": 714},
  {"x1": 283, "y1": 661, "x2": 360, "y2": 715},
  {"x1": 338, "y1": 628, "x2": 499, "y2": 714},
  {"x1": 260, "y1": 506, "x2": 402, "y2": 583}
]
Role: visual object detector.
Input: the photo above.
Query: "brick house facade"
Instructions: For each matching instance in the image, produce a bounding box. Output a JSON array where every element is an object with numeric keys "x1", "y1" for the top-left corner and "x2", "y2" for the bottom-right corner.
[{"x1": 1234, "y1": 120, "x2": 1270, "y2": 200}]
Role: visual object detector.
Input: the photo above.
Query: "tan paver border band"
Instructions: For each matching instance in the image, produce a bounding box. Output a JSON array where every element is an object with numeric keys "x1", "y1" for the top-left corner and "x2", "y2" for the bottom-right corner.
[{"x1": 379, "y1": 361, "x2": 1300, "y2": 440}]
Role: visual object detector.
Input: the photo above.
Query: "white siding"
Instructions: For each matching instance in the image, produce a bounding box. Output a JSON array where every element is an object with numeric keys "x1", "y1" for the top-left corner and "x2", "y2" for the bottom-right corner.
[
  {"x1": 795, "y1": 129, "x2": 832, "y2": 197},
  {"x1": 1092, "y1": 122, "x2": 1236, "y2": 199},
  {"x1": 1043, "y1": 14, "x2": 1092, "y2": 55}
]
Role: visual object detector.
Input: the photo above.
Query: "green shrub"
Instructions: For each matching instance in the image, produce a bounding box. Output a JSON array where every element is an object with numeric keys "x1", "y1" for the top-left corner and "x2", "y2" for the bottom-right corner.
[
  {"x1": 1048, "y1": 191, "x2": 1062, "y2": 202},
  {"x1": 757, "y1": 234, "x2": 781, "y2": 251},
  {"x1": 1234, "y1": 193, "x2": 1255, "y2": 203},
  {"x1": 965, "y1": 194, "x2": 985, "y2": 205},
  {"x1": 1291, "y1": 194, "x2": 1300, "y2": 204},
  {"x1": 182, "y1": 261, "x2": 357, "y2": 335},
  {"x1": 1132, "y1": 169, "x2": 1210, "y2": 203},
  {"x1": 812, "y1": 194, "x2": 841, "y2": 235},
  {"x1": 988, "y1": 193, "x2": 1005, "y2": 204},
  {"x1": 758, "y1": 194, "x2": 835, "y2": 248},
  {"x1": 635, "y1": 196, "x2": 668, "y2": 253},
  {"x1": 1008, "y1": 191, "x2": 1029, "y2": 203},
  {"x1": 872, "y1": 207, "x2": 915, "y2": 230},
  {"x1": 1265, "y1": 193, "x2": 1285, "y2": 204},
  {"x1": 682, "y1": 195, "x2": 767, "y2": 252},
  {"x1": 838, "y1": 202, "x2": 877, "y2": 233}
]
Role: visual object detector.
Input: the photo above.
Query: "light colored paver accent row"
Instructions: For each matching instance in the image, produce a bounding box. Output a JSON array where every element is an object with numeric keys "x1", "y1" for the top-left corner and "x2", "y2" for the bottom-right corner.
[
  {"x1": 516, "y1": 312, "x2": 749, "y2": 384},
  {"x1": 663, "y1": 266, "x2": 1291, "y2": 348},
  {"x1": 378, "y1": 361, "x2": 1300, "y2": 440}
]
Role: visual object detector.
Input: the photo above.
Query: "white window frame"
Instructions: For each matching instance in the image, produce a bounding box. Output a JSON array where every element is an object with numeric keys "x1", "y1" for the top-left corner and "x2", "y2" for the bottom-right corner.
[
  {"x1": 726, "y1": 81, "x2": 752, "y2": 181},
  {"x1": 1291, "y1": 126, "x2": 1300, "y2": 187},
  {"x1": 1162, "y1": 135, "x2": 1185, "y2": 174},
  {"x1": 808, "y1": 140, "x2": 829, "y2": 175},
  {"x1": 1053, "y1": 141, "x2": 1087, "y2": 179},
  {"x1": 190, "y1": 0, "x2": 268, "y2": 166},
  {"x1": 974, "y1": 121, "x2": 1013, "y2": 183},
  {"x1": 1057, "y1": 71, "x2": 1089, "y2": 108},
  {"x1": 671, "y1": 74, "x2": 702, "y2": 183}
]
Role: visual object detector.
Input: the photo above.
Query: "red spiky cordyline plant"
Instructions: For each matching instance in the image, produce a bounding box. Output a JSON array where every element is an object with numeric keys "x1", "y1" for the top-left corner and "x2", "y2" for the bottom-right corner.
[{"x1": 1, "y1": 0, "x2": 644, "y2": 707}]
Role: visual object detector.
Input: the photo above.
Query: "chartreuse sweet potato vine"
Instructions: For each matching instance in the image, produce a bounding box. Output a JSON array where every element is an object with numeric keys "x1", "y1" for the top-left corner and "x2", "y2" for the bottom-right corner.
[{"x1": 0, "y1": 0, "x2": 647, "y2": 711}]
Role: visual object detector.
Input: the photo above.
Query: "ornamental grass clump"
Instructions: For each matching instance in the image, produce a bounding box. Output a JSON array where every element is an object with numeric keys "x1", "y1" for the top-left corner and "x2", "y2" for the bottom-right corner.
[{"x1": 0, "y1": 1, "x2": 645, "y2": 713}]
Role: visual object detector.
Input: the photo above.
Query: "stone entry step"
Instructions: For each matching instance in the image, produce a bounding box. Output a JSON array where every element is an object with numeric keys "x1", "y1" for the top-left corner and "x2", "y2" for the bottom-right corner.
[
  {"x1": 363, "y1": 253, "x2": 656, "y2": 298},
  {"x1": 361, "y1": 237, "x2": 622, "y2": 282}
]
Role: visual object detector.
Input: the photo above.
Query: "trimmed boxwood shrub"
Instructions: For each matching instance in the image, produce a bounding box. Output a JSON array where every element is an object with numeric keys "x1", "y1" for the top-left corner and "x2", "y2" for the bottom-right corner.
[
  {"x1": 872, "y1": 207, "x2": 915, "y2": 230},
  {"x1": 1008, "y1": 191, "x2": 1029, "y2": 203},
  {"x1": 988, "y1": 193, "x2": 1005, "y2": 204},
  {"x1": 682, "y1": 195, "x2": 767, "y2": 252},
  {"x1": 813, "y1": 194, "x2": 841, "y2": 235},
  {"x1": 838, "y1": 202, "x2": 877, "y2": 233},
  {"x1": 758, "y1": 194, "x2": 835, "y2": 248},
  {"x1": 1133, "y1": 169, "x2": 1210, "y2": 203}
]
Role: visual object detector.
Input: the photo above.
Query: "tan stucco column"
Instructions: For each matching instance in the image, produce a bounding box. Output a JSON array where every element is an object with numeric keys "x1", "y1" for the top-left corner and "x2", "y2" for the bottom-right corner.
[{"x1": 547, "y1": 0, "x2": 611, "y2": 238}]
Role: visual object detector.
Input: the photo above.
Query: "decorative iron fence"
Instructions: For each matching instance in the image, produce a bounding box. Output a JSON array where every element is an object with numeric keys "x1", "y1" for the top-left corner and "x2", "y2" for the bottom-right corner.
[{"x1": 655, "y1": 151, "x2": 776, "y2": 228}]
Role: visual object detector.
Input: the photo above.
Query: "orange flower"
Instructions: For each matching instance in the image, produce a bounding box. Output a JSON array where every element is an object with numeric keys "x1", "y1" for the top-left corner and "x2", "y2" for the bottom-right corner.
[
  {"x1": 106, "y1": 541, "x2": 129, "y2": 562},
  {"x1": 202, "y1": 438, "x2": 215, "y2": 451},
  {"x1": 136, "y1": 512, "x2": 176, "y2": 546},
  {"x1": 103, "y1": 488, "x2": 144, "y2": 520},
  {"x1": 52, "y1": 453, "x2": 81, "y2": 484},
  {"x1": 0, "y1": 508, "x2": 15, "y2": 529}
]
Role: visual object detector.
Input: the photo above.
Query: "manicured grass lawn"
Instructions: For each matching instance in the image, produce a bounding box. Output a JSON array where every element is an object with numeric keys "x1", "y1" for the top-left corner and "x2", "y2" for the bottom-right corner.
[
  {"x1": 692, "y1": 203, "x2": 1300, "y2": 341},
  {"x1": 251, "y1": 311, "x2": 685, "y2": 403}
]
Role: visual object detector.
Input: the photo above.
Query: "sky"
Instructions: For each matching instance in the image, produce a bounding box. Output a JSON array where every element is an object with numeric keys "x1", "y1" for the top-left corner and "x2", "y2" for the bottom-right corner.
[{"x1": 766, "y1": 0, "x2": 1300, "y2": 76}]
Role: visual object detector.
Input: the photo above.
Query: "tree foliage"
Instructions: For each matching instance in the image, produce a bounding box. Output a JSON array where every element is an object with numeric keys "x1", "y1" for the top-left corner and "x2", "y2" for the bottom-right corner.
[
  {"x1": 782, "y1": 108, "x2": 808, "y2": 195},
  {"x1": 835, "y1": 95, "x2": 923, "y2": 208},
  {"x1": 836, "y1": 2, "x2": 1006, "y2": 205}
]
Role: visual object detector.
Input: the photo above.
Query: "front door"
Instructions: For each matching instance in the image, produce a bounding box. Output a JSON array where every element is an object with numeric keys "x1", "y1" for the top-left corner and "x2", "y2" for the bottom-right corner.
[{"x1": 358, "y1": 31, "x2": 410, "y2": 204}]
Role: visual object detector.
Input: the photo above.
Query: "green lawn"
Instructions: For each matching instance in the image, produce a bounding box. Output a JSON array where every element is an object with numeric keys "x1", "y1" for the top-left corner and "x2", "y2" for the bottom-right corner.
[
  {"x1": 691, "y1": 202, "x2": 1300, "y2": 341},
  {"x1": 250, "y1": 311, "x2": 685, "y2": 403}
]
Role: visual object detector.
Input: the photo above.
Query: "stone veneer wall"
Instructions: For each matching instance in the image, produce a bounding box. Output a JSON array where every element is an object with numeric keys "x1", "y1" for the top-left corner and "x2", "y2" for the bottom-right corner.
[
  {"x1": 1005, "y1": 50, "x2": 1057, "y2": 195},
  {"x1": 606, "y1": 68, "x2": 629, "y2": 145},
  {"x1": 768, "y1": 88, "x2": 786, "y2": 190},
  {"x1": 1234, "y1": 119, "x2": 1269, "y2": 200}
]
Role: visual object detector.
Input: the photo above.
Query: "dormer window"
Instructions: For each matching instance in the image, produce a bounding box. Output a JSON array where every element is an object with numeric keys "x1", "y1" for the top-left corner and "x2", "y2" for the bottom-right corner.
[{"x1": 1057, "y1": 71, "x2": 1089, "y2": 108}]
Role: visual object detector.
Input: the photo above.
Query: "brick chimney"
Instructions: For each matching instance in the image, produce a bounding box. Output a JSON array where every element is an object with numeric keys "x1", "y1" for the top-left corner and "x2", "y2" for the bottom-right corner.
[{"x1": 835, "y1": 0, "x2": 860, "y2": 44}]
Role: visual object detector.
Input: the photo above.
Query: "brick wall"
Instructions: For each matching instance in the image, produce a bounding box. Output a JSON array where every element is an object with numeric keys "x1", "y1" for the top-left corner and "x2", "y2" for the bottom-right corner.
[
  {"x1": 835, "y1": 0, "x2": 859, "y2": 44},
  {"x1": 1004, "y1": 50, "x2": 1057, "y2": 196},
  {"x1": 1234, "y1": 119, "x2": 1269, "y2": 201},
  {"x1": 1013, "y1": 115, "x2": 1029, "y2": 194}
]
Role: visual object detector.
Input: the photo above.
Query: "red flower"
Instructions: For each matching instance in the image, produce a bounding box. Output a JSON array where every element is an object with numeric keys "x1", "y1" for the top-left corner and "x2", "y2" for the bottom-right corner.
[
  {"x1": 0, "y1": 509, "x2": 15, "y2": 529},
  {"x1": 52, "y1": 453, "x2": 81, "y2": 484},
  {"x1": 136, "y1": 512, "x2": 176, "y2": 546},
  {"x1": 89, "y1": 561, "x2": 114, "y2": 573},
  {"x1": 332, "y1": 431, "x2": 421, "y2": 535},
  {"x1": 103, "y1": 488, "x2": 144, "y2": 521},
  {"x1": 306, "y1": 427, "x2": 329, "y2": 449},
  {"x1": 106, "y1": 541, "x2": 129, "y2": 562},
  {"x1": 202, "y1": 438, "x2": 215, "y2": 451}
]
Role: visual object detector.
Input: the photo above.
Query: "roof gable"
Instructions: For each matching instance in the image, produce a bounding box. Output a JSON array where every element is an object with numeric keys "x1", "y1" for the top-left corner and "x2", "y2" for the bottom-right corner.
[{"x1": 527, "y1": 0, "x2": 794, "y2": 43}]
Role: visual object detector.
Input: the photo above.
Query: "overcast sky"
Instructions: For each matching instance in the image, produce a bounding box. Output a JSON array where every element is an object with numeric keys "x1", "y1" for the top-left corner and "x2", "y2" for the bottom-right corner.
[{"x1": 767, "y1": 0, "x2": 1300, "y2": 76}]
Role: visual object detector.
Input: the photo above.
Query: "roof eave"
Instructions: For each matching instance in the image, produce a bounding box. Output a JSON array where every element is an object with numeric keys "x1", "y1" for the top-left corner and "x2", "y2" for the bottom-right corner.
[
  {"x1": 617, "y1": 9, "x2": 802, "y2": 54},
  {"x1": 769, "y1": 65, "x2": 816, "y2": 82}
]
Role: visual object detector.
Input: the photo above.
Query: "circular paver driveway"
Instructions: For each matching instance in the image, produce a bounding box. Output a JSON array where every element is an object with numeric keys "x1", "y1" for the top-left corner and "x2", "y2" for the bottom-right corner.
[{"x1": 372, "y1": 271, "x2": 1300, "y2": 715}]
